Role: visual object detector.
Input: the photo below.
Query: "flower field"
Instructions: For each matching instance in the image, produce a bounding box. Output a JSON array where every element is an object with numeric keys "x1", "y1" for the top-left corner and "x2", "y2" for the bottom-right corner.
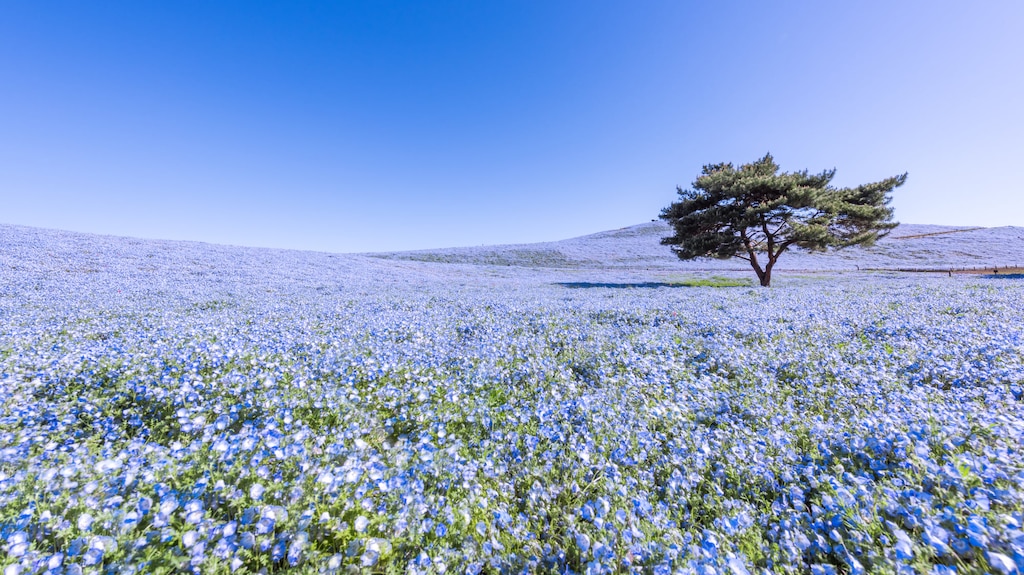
[{"x1": 1, "y1": 226, "x2": 1023, "y2": 574}]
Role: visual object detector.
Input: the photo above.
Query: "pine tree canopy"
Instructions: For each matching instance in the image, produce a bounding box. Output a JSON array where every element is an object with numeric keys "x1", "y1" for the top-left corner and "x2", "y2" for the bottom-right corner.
[{"x1": 659, "y1": 154, "x2": 907, "y2": 286}]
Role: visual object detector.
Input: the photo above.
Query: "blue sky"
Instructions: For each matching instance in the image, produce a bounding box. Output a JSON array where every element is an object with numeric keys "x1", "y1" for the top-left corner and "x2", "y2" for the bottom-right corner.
[{"x1": 2, "y1": 2, "x2": 1022, "y2": 252}]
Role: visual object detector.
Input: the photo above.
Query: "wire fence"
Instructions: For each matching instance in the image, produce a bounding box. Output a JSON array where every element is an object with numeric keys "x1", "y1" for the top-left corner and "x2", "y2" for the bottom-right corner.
[{"x1": 862, "y1": 265, "x2": 1024, "y2": 274}]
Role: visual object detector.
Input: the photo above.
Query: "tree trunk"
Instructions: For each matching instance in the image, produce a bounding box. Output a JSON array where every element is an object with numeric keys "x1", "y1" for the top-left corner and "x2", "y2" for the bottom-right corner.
[
  {"x1": 761, "y1": 259, "x2": 775, "y2": 287},
  {"x1": 747, "y1": 258, "x2": 767, "y2": 286},
  {"x1": 742, "y1": 232, "x2": 772, "y2": 286}
]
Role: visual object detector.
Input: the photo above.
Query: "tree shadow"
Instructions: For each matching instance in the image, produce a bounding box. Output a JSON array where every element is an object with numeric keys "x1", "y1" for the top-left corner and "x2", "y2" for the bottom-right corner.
[
  {"x1": 556, "y1": 282, "x2": 691, "y2": 289},
  {"x1": 982, "y1": 273, "x2": 1024, "y2": 280}
]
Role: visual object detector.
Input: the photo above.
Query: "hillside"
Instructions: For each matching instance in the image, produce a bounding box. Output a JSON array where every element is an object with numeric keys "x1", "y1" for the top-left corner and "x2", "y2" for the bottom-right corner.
[
  {"x1": 2, "y1": 222, "x2": 1022, "y2": 290},
  {"x1": 371, "y1": 221, "x2": 1024, "y2": 271},
  {"x1": 2, "y1": 221, "x2": 1024, "y2": 574}
]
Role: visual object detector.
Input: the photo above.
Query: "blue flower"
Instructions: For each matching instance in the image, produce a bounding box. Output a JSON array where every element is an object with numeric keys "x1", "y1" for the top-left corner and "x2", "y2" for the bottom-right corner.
[
  {"x1": 575, "y1": 532, "x2": 591, "y2": 553},
  {"x1": 987, "y1": 552, "x2": 1017, "y2": 575}
]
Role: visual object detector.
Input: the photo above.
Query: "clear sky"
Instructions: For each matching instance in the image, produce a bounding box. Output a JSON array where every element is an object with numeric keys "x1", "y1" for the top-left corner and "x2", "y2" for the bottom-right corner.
[{"x1": 2, "y1": 2, "x2": 1022, "y2": 252}]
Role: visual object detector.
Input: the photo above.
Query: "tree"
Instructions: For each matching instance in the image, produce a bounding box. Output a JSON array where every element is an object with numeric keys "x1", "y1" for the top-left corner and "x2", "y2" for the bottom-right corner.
[{"x1": 659, "y1": 154, "x2": 907, "y2": 287}]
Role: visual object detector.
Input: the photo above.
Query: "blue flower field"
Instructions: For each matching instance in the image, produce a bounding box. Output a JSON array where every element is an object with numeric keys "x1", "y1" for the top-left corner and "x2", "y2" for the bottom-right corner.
[{"x1": 1, "y1": 224, "x2": 1022, "y2": 574}]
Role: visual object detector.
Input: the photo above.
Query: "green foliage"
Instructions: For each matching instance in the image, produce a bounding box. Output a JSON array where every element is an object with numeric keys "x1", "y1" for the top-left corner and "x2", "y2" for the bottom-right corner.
[{"x1": 660, "y1": 154, "x2": 906, "y2": 286}]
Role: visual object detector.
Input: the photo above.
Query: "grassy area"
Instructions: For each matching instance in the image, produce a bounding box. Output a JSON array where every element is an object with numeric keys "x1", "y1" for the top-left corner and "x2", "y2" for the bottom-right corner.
[
  {"x1": 673, "y1": 276, "x2": 751, "y2": 287},
  {"x1": 557, "y1": 276, "x2": 752, "y2": 289}
]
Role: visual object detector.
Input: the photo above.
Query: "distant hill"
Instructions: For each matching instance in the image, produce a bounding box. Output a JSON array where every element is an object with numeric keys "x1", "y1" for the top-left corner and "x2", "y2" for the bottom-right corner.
[
  {"x1": 2, "y1": 222, "x2": 1022, "y2": 282},
  {"x1": 371, "y1": 222, "x2": 1024, "y2": 271}
]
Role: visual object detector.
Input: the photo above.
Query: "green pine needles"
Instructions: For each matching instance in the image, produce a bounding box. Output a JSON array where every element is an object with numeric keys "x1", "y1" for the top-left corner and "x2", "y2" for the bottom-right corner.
[{"x1": 660, "y1": 154, "x2": 907, "y2": 286}]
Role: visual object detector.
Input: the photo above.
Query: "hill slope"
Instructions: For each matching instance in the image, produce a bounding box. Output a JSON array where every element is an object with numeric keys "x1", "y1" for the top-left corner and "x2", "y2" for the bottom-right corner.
[
  {"x1": 372, "y1": 221, "x2": 1024, "y2": 271},
  {"x1": 2, "y1": 222, "x2": 1022, "y2": 287}
]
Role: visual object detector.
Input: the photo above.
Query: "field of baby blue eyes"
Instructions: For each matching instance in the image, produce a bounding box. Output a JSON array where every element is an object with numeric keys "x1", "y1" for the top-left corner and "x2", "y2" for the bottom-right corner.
[{"x1": 1, "y1": 226, "x2": 1023, "y2": 575}]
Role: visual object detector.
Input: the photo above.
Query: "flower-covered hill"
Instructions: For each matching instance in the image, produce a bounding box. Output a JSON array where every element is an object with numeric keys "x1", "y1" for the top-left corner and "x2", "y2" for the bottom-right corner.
[
  {"x1": 1, "y1": 223, "x2": 1023, "y2": 575},
  {"x1": 371, "y1": 222, "x2": 1024, "y2": 272}
]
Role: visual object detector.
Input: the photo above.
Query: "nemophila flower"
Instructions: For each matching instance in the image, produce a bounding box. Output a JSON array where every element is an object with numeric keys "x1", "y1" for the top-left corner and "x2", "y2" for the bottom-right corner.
[
  {"x1": 361, "y1": 547, "x2": 379, "y2": 567},
  {"x1": 3, "y1": 228, "x2": 1024, "y2": 573},
  {"x1": 248, "y1": 483, "x2": 265, "y2": 500},
  {"x1": 270, "y1": 538, "x2": 287, "y2": 562},
  {"x1": 81, "y1": 547, "x2": 102, "y2": 566},
  {"x1": 238, "y1": 532, "x2": 255, "y2": 549},
  {"x1": 575, "y1": 532, "x2": 591, "y2": 553},
  {"x1": 725, "y1": 554, "x2": 749, "y2": 575},
  {"x1": 988, "y1": 551, "x2": 1018, "y2": 575},
  {"x1": 891, "y1": 527, "x2": 914, "y2": 560},
  {"x1": 74, "y1": 513, "x2": 94, "y2": 531},
  {"x1": 255, "y1": 516, "x2": 274, "y2": 535},
  {"x1": 4, "y1": 531, "x2": 29, "y2": 557}
]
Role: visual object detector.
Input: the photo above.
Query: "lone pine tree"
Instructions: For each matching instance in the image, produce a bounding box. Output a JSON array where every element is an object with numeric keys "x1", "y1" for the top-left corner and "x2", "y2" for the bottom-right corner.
[{"x1": 660, "y1": 154, "x2": 906, "y2": 287}]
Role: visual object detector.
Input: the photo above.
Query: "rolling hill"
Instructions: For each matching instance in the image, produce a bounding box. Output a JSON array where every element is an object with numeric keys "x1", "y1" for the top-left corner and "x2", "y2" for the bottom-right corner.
[
  {"x1": 370, "y1": 221, "x2": 1024, "y2": 272},
  {"x1": 2, "y1": 222, "x2": 1022, "y2": 289}
]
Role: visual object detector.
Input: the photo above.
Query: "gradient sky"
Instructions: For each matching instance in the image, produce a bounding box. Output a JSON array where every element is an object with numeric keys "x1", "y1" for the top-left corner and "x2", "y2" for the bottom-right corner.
[{"x1": 2, "y1": 2, "x2": 1022, "y2": 252}]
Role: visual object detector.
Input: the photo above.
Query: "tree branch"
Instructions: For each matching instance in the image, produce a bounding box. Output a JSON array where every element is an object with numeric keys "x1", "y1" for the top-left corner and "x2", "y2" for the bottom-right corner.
[
  {"x1": 761, "y1": 215, "x2": 775, "y2": 262},
  {"x1": 740, "y1": 229, "x2": 764, "y2": 279},
  {"x1": 773, "y1": 238, "x2": 798, "y2": 260}
]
